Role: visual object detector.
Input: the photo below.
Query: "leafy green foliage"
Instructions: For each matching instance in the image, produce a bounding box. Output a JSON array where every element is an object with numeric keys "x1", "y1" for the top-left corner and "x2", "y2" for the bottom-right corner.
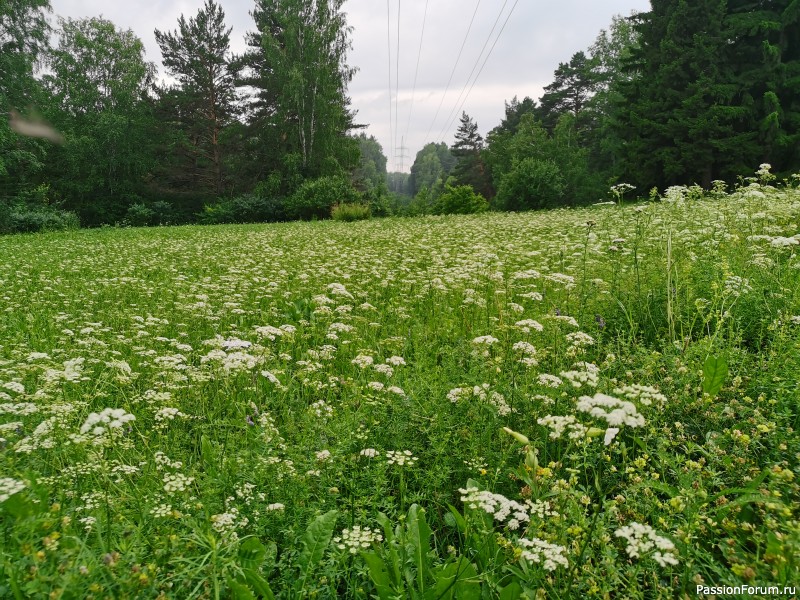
[
  {"x1": 284, "y1": 176, "x2": 361, "y2": 220},
  {"x1": 495, "y1": 157, "x2": 565, "y2": 211},
  {"x1": 43, "y1": 17, "x2": 157, "y2": 225},
  {"x1": 436, "y1": 184, "x2": 488, "y2": 215},
  {"x1": 296, "y1": 510, "x2": 338, "y2": 593},
  {"x1": 236, "y1": 0, "x2": 358, "y2": 182},
  {"x1": 331, "y1": 202, "x2": 371, "y2": 222},
  {"x1": 702, "y1": 355, "x2": 728, "y2": 398}
]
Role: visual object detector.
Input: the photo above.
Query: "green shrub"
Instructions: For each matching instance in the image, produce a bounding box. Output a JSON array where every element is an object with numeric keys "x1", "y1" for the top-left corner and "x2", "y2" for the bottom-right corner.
[
  {"x1": 436, "y1": 184, "x2": 489, "y2": 215},
  {"x1": 199, "y1": 194, "x2": 287, "y2": 224},
  {"x1": 125, "y1": 203, "x2": 155, "y2": 227},
  {"x1": 496, "y1": 158, "x2": 565, "y2": 211},
  {"x1": 331, "y1": 202, "x2": 371, "y2": 222},
  {"x1": 284, "y1": 176, "x2": 361, "y2": 220},
  {"x1": 8, "y1": 207, "x2": 80, "y2": 233}
]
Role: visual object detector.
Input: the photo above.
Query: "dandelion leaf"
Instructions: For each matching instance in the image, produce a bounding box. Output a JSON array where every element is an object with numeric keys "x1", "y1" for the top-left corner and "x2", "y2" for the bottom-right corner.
[{"x1": 702, "y1": 355, "x2": 728, "y2": 398}]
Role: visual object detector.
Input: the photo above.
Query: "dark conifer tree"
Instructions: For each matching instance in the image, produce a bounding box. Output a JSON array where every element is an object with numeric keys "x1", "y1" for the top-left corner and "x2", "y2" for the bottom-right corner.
[{"x1": 450, "y1": 112, "x2": 492, "y2": 198}]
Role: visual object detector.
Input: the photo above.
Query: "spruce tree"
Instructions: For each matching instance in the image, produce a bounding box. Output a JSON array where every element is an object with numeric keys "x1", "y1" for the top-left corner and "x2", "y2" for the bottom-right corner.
[{"x1": 616, "y1": 0, "x2": 800, "y2": 189}]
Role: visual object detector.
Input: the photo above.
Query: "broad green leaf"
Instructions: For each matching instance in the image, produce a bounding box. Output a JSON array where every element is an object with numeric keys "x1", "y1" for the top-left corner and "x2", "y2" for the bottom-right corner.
[
  {"x1": 499, "y1": 581, "x2": 523, "y2": 600},
  {"x1": 407, "y1": 504, "x2": 432, "y2": 591},
  {"x1": 242, "y1": 569, "x2": 275, "y2": 600},
  {"x1": 445, "y1": 504, "x2": 466, "y2": 534},
  {"x1": 238, "y1": 537, "x2": 267, "y2": 570},
  {"x1": 296, "y1": 510, "x2": 338, "y2": 591},
  {"x1": 227, "y1": 575, "x2": 256, "y2": 600},
  {"x1": 1, "y1": 493, "x2": 33, "y2": 519},
  {"x1": 702, "y1": 355, "x2": 728, "y2": 397},
  {"x1": 377, "y1": 512, "x2": 402, "y2": 587},
  {"x1": 426, "y1": 558, "x2": 479, "y2": 600},
  {"x1": 362, "y1": 552, "x2": 396, "y2": 600}
]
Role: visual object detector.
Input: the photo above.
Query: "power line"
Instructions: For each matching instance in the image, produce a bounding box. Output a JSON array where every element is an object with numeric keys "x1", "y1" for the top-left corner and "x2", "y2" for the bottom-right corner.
[
  {"x1": 422, "y1": 0, "x2": 482, "y2": 148},
  {"x1": 386, "y1": 0, "x2": 394, "y2": 169},
  {"x1": 394, "y1": 0, "x2": 401, "y2": 170},
  {"x1": 441, "y1": 0, "x2": 522, "y2": 143},
  {"x1": 436, "y1": 0, "x2": 513, "y2": 144},
  {"x1": 402, "y1": 0, "x2": 430, "y2": 151}
]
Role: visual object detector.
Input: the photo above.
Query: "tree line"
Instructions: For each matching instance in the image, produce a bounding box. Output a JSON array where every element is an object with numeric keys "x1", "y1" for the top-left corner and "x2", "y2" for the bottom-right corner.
[
  {"x1": 2, "y1": 1, "x2": 799, "y2": 232},
  {"x1": 1, "y1": 0, "x2": 389, "y2": 231},
  {"x1": 396, "y1": 1, "x2": 799, "y2": 215}
]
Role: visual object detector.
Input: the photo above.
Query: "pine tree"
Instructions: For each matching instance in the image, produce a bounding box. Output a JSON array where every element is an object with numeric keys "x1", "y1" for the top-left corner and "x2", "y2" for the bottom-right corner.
[
  {"x1": 450, "y1": 112, "x2": 491, "y2": 198},
  {"x1": 155, "y1": 0, "x2": 238, "y2": 196},
  {"x1": 536, "y1": 52, "x2": 594, "y2": 134}
]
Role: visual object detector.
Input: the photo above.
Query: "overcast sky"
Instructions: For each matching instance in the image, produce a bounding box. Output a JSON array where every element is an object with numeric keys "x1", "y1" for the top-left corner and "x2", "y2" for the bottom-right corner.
[{"x1": 48, "y1": 0, "x2": 650, "y2": 172}]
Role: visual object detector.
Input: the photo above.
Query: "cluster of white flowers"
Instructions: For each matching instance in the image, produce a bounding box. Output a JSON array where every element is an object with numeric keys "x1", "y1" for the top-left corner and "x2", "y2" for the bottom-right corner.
[
  {"x1": 154, "y1": 407, "x2": 186, "y2": 429},
  {"x1": 515, "y1": 319, "x2": 544, "y2": 333},
  {"x1": 386, "y1": 450, "x2": 418, "y2": 467},
  {"x1": 537, "y1": 374, "x2": 563, "y2": 388},
  {"x1": 79, "y1": 407, "x2": 136, "y2": 438},
  {"x1": 770, "y1": 235, "x2": 800, "y2": 247},
  {"x1": 385, "y1": 355, "x2": 406, "y2": 366},
  {"x1": 472, "y1": 335, "x2": 499, "y2": 346},
  {"x1": 309, "y1": 400, "x2": 333, "y2": 419},
  {"x1": 261, "y1": 370, "x2": 286, "y2": 390},
  {"x1": 664, "y1": 186, "x2": 687, "y2": 202},
  {"x1": 614, "y1": 522, "x2": 679, "y2": 567},
  {"x1": 723, "y1": 275, "x2": 753, "y2": 298},
  {"x1": 359, "y1": 448, "x2": 379, "y2": 458},
  {"x1": 566, "y1": 331, "x2": 595, "y2": 347},
  {"x1": 163, "y1": 473, "x2": 195, "y2": 494},
  {"x1": 512, "y1": 341, "x2": 538, "y2": 367},
  {"x1": 576, "y1": 393, "x2": 645, "y2": 428},
  {"x1": 459, "y1": 486, "x2": 530, "y2": 530},
  {"x1": 315, "y1": 449, "x2": 332, "y2": 462},
  {"x1": 43, "y1": 357, "x2": 86, "y2": 383},
  {"x1": 537, "y1": 415, "x2": 589, "y2": 441},
  {"x1": 544, "y1": 273, "x2": 575, "y2": 288},
  {"x1": 2, "y1": 381, "x2": 25, "y2": 394},
  {"x1": 560, "y1": 367, "x2": 599, "y2": 389},
  {"x1": 211, "y1": 507, "x2": 245, "y2": 540},
  {"x1": 154, "y1": 451, "x2": 183, "y2": 470},
  {"x1": 546, "y1": 314, "x2": 579, "y2": 327},
  {"x1": 17, "y1": 416, "x2": 57, "y2": 452},
  {"x1": 516, "y1": 537, "x2": 569, "y2": 571},
  {"x1": 373, "y1": 363, "x2": 394, "y2": 377},
  {"x1": 327, "y1": 282, "x2": 353, "y2": 298},
  {"x1": 0, "y1": 402, "x2": 38, "y2": 416},
  {"x1": 0, "y1": 477, "x2": 26, "y2": 502},
  {"x1": 351, "y1": 354, "x2": 374, "y2": 369},
  {"x1": 512, "y1": 269, "x2": 541, "y2": 280},
  {"x1": 447, "y1": 384, "x2": 510, "y2": 415},
  {"x1": 221, "y1": 352, "x2": 263, "y2": 373},
  {"x1": 333, "y1": 526, "x2": 383, "y2": 554},
  {"x1": 613, "y1": 384, "x2": 667, "y2": 406},
  {"x1": 151, "y1": 503, "x2": 173, "y2": 518}
]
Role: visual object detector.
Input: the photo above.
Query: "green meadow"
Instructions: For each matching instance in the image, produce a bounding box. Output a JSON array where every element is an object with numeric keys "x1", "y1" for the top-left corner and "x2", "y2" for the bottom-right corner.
[{"x1": 1, "y1": 173, "x2": 799, "y2": 598}]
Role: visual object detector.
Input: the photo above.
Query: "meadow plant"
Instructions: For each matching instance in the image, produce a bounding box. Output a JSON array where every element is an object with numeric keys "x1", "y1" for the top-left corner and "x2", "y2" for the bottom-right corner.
[{"x1": 0, "y1": 165, "x2": 798, "y2": 597}]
